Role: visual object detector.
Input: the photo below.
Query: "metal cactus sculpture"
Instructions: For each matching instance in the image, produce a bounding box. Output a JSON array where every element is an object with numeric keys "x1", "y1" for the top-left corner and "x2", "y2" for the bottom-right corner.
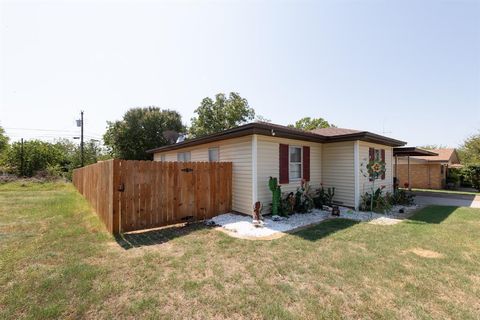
[{"x1": 269, "y1": 177, "x2": 282, "y2": 215}]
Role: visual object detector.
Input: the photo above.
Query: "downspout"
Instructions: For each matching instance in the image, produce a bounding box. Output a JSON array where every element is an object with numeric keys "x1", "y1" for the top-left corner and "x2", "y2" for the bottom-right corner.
[
  {"x1": 354, "y1": 141, "x2": 360, "y2": 210},
  {"x1": 252, "y1": 134, "x2": 258, "y2": 209}
]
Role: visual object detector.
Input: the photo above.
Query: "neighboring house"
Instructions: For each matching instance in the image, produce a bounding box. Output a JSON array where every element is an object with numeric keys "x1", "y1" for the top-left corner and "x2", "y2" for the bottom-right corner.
[
  {"x1": 394, "y1": 148, "x2": 461, "y2": 189},
  {"x1": 147, "y1": 122, "x2": 406, "y2": 214}
]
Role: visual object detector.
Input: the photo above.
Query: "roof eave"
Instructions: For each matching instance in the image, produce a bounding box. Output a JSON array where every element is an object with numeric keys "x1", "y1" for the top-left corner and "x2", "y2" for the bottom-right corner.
[
  {"x1": 146, "y1": 122, "x2": 328, "y2": 154},
  {"x1": 326, "y1": 132, "x2": 406, "y2": 147},
  {"x1": 147, "y1": 123, "x2": 407, "y2": 154}
]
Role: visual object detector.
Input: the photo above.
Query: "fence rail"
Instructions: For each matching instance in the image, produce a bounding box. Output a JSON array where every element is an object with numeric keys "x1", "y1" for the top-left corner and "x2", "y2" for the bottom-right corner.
[{"x1": 72, "y1": 159, "x2": 232, "y2": 234}]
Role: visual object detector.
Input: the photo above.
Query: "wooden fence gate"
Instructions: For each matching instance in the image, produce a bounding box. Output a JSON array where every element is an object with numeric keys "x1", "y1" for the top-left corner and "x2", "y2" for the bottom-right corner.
[{"x1": 73, "y1": 159, "x2": 232, "y2": 234}]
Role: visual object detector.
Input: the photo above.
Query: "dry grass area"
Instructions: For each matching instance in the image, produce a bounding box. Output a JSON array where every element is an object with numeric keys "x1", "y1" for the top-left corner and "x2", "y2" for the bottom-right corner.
[{"x1": 1, "y1": 182, "x2": 480, "y2": 319}]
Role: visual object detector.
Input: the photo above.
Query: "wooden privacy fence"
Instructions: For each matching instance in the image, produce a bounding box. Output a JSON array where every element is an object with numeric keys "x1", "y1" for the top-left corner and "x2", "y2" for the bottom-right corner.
[{"x1": 72, "y1": 159, "x2": 232, "y2": 234}]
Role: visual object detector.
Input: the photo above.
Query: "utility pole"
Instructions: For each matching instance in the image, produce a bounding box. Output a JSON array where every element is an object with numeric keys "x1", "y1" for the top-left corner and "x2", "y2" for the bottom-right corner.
[
  {"x1": 76, "y1": 111, "x2": 84, "y2": 167},
  {"x1": 20, "y1": 138, "x2": 24, "y2": 177},
  {"x1": 81, "y1": 111, "x2": 84, "y2": 167}
]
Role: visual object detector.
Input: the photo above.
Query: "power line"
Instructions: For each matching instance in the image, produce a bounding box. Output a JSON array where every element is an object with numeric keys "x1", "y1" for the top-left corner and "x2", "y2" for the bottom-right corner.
[
  {"x1": 5, "y1": 127, "x2": 103, "y2": 136},
  {"x1": 7, "y1": 133, "x2": 101, "y2": 139}
]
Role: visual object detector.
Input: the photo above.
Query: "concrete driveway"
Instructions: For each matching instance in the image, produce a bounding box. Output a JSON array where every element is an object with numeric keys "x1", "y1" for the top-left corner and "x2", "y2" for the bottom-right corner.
[{"x1": 413, "y1": 191, "x2": 480, "y2": 208}]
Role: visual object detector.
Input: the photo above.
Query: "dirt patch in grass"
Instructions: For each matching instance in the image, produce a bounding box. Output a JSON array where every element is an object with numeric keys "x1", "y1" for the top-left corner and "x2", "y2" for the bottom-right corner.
[{"x1": 408, "y1": 248, "x2": 444, "y2": 259}]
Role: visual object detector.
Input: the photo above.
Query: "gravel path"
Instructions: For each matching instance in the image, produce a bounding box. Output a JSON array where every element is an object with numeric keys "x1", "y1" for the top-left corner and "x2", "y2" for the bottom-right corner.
[{"x1": 209, "y1": 205, "x2": 420, "y2": 239}]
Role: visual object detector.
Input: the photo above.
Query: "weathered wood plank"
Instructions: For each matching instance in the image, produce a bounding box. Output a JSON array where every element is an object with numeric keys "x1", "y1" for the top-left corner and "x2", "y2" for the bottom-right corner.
[{"x1": 72, "y1": 160, "x2": 233, "y2": 234}]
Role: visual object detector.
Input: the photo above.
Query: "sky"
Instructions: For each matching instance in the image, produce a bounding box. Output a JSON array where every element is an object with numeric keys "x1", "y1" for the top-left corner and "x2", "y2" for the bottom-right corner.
[{"x1": 1, "y1": 0, "x2": 479, "y2": 147}]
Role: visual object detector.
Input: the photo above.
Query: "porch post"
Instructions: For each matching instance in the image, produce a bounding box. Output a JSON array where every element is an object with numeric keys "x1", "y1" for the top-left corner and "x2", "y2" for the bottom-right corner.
[{"x1": 395, "y1": 155, "x2": 398, "y2": 179}]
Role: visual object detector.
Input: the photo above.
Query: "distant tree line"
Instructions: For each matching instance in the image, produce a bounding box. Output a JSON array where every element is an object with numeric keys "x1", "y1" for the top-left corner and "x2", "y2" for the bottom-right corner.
[
  {"x1": 0, "y1": 92, "x2": 339, "y2": 178},
  {"x1": 0, "y1": 136, "x2": 109, "y2": 179}
]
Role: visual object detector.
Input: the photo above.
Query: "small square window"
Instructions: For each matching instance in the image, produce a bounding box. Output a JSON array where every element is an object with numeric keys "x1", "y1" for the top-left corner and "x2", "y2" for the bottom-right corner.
[
  {"x1": 160, "y1": 155, "x2": 166, "y2": 162},
  {"x1": 177, "y1": 152, "x2": 191, "y2": 162},
  {"x1": 208, "y1": 147, "x2": 219, "y2": 162}
]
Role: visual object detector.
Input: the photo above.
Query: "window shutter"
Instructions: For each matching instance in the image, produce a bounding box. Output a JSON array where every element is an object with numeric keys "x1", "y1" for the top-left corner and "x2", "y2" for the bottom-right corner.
[
  {"x1": 369, "y1": 147, "x2": 374, "y2": 181},
  {"x1": 279, "y1": 144, "x2": 289, "y2": 184},
  {"x1": 381, "y1": 149, "x2": 386, "y2": 180},
  {"x1": 303, "y1": 146, "x2": 310, "y2": 181}
]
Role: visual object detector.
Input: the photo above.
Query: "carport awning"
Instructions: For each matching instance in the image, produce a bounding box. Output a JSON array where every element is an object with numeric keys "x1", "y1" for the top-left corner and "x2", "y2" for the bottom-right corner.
[
  {"x1": 393, "y1": 147, "x2": 438, "y2": 157},
  {"x1": 393, "y1": 147, "x2": 438, "y2": 191}
]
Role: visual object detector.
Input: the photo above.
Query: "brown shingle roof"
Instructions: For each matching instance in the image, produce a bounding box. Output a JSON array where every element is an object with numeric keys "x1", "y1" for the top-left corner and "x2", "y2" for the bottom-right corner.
[
  {"x1": 310, "y1": 127, "x2": 362, "y2": 136},
  {"x1": 413, "y1": 148, "x2": 458, "y2": 162},
  {"x1": 146, "y1": 122, "x2": 406, "y2": 153}
]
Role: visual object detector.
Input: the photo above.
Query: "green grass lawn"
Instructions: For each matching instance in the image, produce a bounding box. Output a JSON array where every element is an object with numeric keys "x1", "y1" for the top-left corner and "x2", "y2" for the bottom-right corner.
[
  {"x1": 1, "y1": 182, "x2": 479, "y2": 319},
  {"x1": 409, "y1": 188, "x2": 480, "y2": 196}
]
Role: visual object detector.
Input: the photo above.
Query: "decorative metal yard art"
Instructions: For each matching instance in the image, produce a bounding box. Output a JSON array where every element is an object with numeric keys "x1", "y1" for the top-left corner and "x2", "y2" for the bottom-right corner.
[
  {"x1": 360, "y1": 158, "x2": 387, "y2": 213},
  {"x1": 252, "y1": 201, "x2": 264, "y2": 227},
  {"x1": 286, "y1": 192, "x2": 296, "y2": 214},
  {"x1": 269, "y1": 177, "x2": 282, "y2": 216},
  {"x1": 331, "y1": 205, "x2": 340, "y2": 216}
]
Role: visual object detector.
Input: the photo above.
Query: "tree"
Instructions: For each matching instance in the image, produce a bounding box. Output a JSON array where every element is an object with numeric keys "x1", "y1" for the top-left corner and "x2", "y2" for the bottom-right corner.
[
  {"x1": 4, "y1": 140, "x2": 64, "y2": 177},
  {"x1": 458, "y1": 132, "x2": 480, "y2": 165},
  {"x1": 103, "y1": 107, "x2": 184, "y2": 160},
  {"x1": 288, "y1": 117, "x2": 334, "y2": 131},
  {"x1": 0, "y1": 126, "x2": 9, "y2": 154},
  {"x1": 189, "y1": 92, "x2": 255, "y2": 138},
  {"x1": 54, "y1": 139, "x2": 109, "y2": 172}
]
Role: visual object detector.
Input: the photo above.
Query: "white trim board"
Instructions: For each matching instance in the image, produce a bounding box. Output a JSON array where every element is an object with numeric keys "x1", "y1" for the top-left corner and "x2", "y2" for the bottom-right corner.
[
  {"x1": 354, "y1": 140, "x2": 360, "y2": 210},
  {"x1": 252, "y1": 134, "x2": 258, "y2": 206}
]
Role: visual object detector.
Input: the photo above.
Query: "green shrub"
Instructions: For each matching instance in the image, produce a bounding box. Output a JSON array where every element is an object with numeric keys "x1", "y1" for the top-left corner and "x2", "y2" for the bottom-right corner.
[
  {"x1": 463, "y1": 165, "x2": 480, "y2": 191},
  {"x1": 359, "y1": 186, "x2": 392, "y2": 213},
  {"x1": 294, "y1": 181, "x2": 314, "y2": 213},
  {"x1": 276, "y1": 181, "x2": 318, "y2": 215},
  {"x1": 313, "y1": 185, "x2": 335, "y2": 208},
  {"x1": 446, "y1": 169, "x2": 460, "y2": 186},
  {"x1": 389, "y1": 189, "x2": 415, "y2": 206}
]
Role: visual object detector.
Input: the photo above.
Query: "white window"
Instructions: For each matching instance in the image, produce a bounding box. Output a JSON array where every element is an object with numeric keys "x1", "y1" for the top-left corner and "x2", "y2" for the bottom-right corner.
[
  {"x1": 208, "y1": 147, "x2": 219, "y2": 162},
  {"x1": 374, "y1": 149, "x2": 381, "y2": 161},
  {"x1": 160, "y1": 155, "x2": 166, "y2": 162},
  {"x1": 177, "y1": 152, "x2": 191, "y2": 162},
  {"x1": 289, "y1": 146, "x2": 302, "y2": 180}
]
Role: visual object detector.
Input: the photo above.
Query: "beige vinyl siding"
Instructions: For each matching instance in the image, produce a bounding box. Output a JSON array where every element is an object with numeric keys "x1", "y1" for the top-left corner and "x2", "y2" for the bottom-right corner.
[
  {"x1": 256, "y1": 136, "x2": 322, "y2": 213},
  {"x1": 322, "y1": 141, "x2": 355, "y2": 207},
  {"x1": 153, "y1": 136, "x2": 253, "y2": 214},
  {"x1": 358, "y1": 142, "x2": 394, "y2": 195}
]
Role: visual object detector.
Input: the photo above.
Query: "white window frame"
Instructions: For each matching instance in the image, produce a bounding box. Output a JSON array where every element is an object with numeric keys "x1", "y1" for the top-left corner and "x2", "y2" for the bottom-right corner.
[
  {"x1": 177, "y1": 151, "x2": 191, "y2": 162},
  {"x1": 289, "y1": 145, "x2": 302, "y2": 180},
  {"x1": 160, "y1": 154, "x2": 166, "y2": 162},
  {"x1": 208, "y1": 147, "x2": 219, "y2": 162}
]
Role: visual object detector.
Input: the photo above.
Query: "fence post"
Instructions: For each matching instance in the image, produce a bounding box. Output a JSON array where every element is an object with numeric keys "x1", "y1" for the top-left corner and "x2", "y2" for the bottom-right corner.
[{"x1": 111, "y1": 159, "x2": 121, "y2": 234}]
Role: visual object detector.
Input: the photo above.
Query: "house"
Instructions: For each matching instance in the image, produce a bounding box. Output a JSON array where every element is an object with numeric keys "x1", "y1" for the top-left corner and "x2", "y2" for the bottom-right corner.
[
  {"x1": 394, "y1": 148, "x2": 461, "y2": 189},
  {"x1": 147, "y1": 122, "x2": 406, "y2": 214}
]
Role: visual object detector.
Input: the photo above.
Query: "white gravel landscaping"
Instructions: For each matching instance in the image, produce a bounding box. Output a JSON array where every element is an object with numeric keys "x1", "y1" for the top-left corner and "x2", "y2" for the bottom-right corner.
[{"x1": 209, "y1": 205, "x2": 420, "y2": 239}]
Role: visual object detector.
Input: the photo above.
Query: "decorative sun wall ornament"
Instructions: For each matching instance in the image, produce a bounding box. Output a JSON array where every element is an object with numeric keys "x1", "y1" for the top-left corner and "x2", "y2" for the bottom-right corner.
[{"x1": 366, "y1": 159, "x2": 386, "y2": 181}]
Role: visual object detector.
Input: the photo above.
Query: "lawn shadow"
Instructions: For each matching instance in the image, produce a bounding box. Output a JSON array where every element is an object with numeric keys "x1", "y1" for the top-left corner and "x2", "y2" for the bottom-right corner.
[
  {"x1": 115, "y1": 222, "x2": 211, "y2": 250},
  {"x1": 292, "y1": 218, "x2": 360, "y2": 241},
  {"x1": 407, "y1": 205, "x2": 458, "y2": 224}
]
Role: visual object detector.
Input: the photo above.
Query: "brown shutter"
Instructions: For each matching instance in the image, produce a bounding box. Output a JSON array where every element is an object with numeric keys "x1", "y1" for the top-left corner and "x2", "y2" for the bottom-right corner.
[
  {"x1": 303, "y1": 146, "x2": 310, "y2": 181},
  {"x1": 279, "y1": 144, "x2": 289, "y2": 184},
  {"x1": 381, "y1": 149, "x2": 386, "y2": 180},
  {"x1": 369, "y1": 147, "x2": 375, "y2": 181}
]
